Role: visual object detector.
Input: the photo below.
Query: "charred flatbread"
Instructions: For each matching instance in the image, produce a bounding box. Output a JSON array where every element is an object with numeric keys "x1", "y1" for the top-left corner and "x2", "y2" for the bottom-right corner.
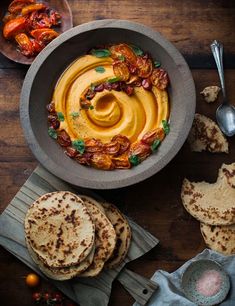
[
  {"x1": 79, "y1": 196, "x2": 116, "y2": 277},
  {"x1": 102, "y1": 202, "x2": 131, "y2": 269},
  {"x1": 188, "y1": 113, "x2": 228, "y2": 153},
  {"x1": 25, "y1": 191, "x2": 95, "y2": 268},
  {"x1": 200, "y1": 223, "x2": 235, "y2": 255},
  {"x1": 181, "y1": 163, "x2": 235, "y2": 225}
]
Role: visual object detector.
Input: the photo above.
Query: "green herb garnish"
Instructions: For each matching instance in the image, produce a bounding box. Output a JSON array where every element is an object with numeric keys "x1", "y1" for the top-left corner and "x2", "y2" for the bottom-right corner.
[
  {"x1": 70, "y1": 112, "x2": 80, "y2": 118},
  {"x1": 89, "y1": 105, "x2": 94, "y2": 110},
  {"x1": 91, "y1": 49, "x2": 111, "y2": 58},
  {"x1": 72, "y1": 139, "x2": 85, "y2": 154},
  {"x1": 48, "y1": 127, "x2": 57, "y2": 139},
  {"x1": 57, "y1": 112, "x2": 64, "y2": 122},
  {"x1": 118, "y1": 55, "x2": 125, "y2": 62},
  {"x1": 129, "y1": 44, "x2": 144, "y2": 56},
  {"x1": 129, "y1": 155, "x2": 140, "y2": 166},
  {"x1": 162, "y1": 120, "x2": 170, "y2": 135},
  {"x1": 90, "y1": 83, "x2": 95, "y2": 91},
  {"x1": 151, "y1": 139, "x2": 161, "y2": 152},
  {"x1": 107, "y1": 77, "x2": 120, "y2": 83},
  {"x1": 154, "y1": 61, "x2": 161, "y2": 68},
  {"x1": 95, "y1": 66, "x2": 105, "y2": 73}
]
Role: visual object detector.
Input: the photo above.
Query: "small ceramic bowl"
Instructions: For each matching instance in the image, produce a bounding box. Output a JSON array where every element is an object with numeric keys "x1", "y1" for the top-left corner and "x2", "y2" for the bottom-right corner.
[{"x1": 182, "y1": 259, "x2": 230, "y2": 305}]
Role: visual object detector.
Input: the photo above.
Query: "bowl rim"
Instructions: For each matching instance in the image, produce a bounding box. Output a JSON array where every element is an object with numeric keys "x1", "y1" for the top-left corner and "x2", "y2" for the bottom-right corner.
[{"x1": 20, "y1": 19, "x2": 196, "y2": 189}]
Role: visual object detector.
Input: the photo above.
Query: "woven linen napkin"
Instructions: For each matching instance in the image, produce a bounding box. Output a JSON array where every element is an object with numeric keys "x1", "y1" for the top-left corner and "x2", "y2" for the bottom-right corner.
[{"x1": 134, "y1": 249, "x2": 235, "y2": 306}]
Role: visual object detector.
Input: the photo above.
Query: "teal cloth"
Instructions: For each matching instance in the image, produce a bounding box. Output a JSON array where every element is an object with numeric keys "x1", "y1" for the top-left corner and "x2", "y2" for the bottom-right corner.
[{"x1": 134, "y1": 249, "x2": 235, "y2": 305}]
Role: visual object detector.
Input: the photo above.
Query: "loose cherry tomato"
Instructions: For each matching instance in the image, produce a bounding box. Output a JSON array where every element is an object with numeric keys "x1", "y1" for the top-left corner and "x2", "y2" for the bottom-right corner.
[
  {"x1": 136, "y1": 56, "x2": 153, "y2": 78},
  {"x1": 3, "y1": 17, "x2": 27, "y2": 39},
  {"x1": 21, "y1": 3, "x2": 46, "y2": 16},
  {"x1": 150, "y1": 68, "x2": 169, "y2": 90},
  {"x1": 43, "y1": 292, "x2": 51, "y2": 302},
  {"x1": 15, "y1": 33, "x2": 34, "y2": 57},
  {"x1": 8, "y1": 0, "x2": 35, "y2": 14},
  {"x1": 113, "y1": 62, "x2": 130, "y2": 81},
  {"x1": 32, "y1": 292, "x2": 42, "y2": 302},
  {"x1": 51, "y1": 292, "x2": 63, "y2": 303},
  {"x1": 30, "y1": 28, "x2": 59, "y2": 44},
  {"x1": 25, "y1": 273, "x2": 40, "y2": 287},
  {"x1": 109, "y1": 43, "x2": 137, "y2": 65}
]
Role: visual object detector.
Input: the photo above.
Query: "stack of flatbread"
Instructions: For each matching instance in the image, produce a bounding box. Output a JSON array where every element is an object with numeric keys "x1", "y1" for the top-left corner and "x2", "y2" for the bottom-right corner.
[
  {"x1": 181, "y1": 163, "x2": 235, "y2": 255},
  {"x1": 24, "y1": 191, "x2": 131, "y2": 280}
]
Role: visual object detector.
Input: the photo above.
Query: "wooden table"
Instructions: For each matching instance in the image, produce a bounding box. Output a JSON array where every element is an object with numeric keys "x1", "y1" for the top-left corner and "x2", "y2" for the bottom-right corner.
[{"x1": 0, "y1": 1, "x2": 234, "y2": 305}]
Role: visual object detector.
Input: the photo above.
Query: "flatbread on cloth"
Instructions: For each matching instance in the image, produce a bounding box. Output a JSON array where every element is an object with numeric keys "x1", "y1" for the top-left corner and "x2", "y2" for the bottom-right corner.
[
  {"x1": 26, "y1": 240, "x2": 95, "y2": 281},
  {"x1": 188, "y1": 113, "x2": 228, "y2": 153},
  {"x1": 79, "y1": 196, "x2": 116, "y2": 277},
  {"x1": 201, "y1": 223, "x2": 235, "y2": 255},
  {"x1": 181, "y1": 163, "x2": 235, "y2": 226},
  {"x1": 102, "y1": 202, "x2": 131, "y2": 269},
  {"x1": 25, "y1": 191, "x2": 95, "y2": 268}
]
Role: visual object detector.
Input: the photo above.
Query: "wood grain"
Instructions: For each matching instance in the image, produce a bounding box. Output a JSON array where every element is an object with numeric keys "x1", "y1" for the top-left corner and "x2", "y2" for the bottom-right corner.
[{"x1": 0, "y1": 0, "x2": 235, "y2": 305}]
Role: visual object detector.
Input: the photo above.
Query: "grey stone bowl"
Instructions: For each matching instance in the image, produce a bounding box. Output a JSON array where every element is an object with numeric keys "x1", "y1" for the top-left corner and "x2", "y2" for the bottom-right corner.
[{"x1": 20, "y1": 19, "x2": 196, "y2": 189}]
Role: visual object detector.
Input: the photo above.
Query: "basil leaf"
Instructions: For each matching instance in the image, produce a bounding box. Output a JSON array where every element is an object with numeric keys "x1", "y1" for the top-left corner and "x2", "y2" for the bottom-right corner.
[
  {"x1": 129, "y1": 155, "x2": 140, "y2": 166},
  {"x1": 118, "y1": 55, "x2": 125, "y2": 62},
  {"x1": 162, "y1": 120, "x2": 170, "y2": 135},
  {"x1": 107, "y1": 77, "x2": 120, "y2": 83},
  {"x1": 70, "y1": 112, "x2": 79, "y2": 118},
  {"x1": 95, "y1": 66, "x2": 105, "y2": 73},
  {"x1": 57, "y1": 112, "x2": 64, "y2": 122},
  {"x1": 89, "y1": 105, "x2": 94, "y2": 110},
  {"x1": 151, "y1": 139, "x2": 161, "y2": 152},
  {"x1": 48, "y1": 127, "x2": 57, "y2": 139},
  {"x1": 130, "y1": 44, "x2": 144, "y2": 56},
  {"x1": 91, "y1": 49, "x2": 111, "y2": 58},
  {"x1": 72, "y1": 139, "x2": 85, "y2": 154},
  {"x1": 154, "y1": 60, "x2": 161, "y2": 68}
]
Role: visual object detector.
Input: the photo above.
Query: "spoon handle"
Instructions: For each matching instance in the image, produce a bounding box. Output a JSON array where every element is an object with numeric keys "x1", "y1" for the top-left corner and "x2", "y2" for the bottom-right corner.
[{"x1": 211, "y1": 40, "x2": 227, "y2": 102}]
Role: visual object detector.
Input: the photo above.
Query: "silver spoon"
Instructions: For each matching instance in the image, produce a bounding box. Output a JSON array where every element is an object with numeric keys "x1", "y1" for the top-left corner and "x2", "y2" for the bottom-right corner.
[{"x1": 211, "y1": 40, "x2": 235, "y2": 136}]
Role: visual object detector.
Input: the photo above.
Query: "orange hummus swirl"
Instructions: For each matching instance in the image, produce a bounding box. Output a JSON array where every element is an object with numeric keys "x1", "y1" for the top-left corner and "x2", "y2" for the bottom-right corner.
[{"x1": 53, "y1": 55, "x2": 169, "y2": 143}]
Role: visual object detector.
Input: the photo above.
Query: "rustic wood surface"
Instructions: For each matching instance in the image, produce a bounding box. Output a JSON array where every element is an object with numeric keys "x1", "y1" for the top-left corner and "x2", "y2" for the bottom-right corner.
[{"x1": 0, "y1": 0, "x2": 234, "y2": 305}]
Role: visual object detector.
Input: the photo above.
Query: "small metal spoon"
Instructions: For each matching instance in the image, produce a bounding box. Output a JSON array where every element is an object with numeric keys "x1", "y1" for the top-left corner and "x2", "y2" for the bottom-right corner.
[{"x1": 211, "y1": 40, "x2": 235, "y2": 136}]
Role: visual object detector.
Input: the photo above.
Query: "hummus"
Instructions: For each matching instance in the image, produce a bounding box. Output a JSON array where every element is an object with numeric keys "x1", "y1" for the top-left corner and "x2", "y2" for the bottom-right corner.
[{"x1": 53, "y1": 55, "x2": 169, "y2": 143}]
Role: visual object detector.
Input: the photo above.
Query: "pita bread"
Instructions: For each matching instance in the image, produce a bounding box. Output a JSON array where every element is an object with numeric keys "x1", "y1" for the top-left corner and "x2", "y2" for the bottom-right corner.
[
  {"x1": 102, "y1": 202, "x2": 131, "y2": 269},
  {"x1": 79, "y1": 196, "x2": 116, "y2": 277},
  {"x1": 200, "y1": 86, "x2": 220, "y2": 103},
  {"x1": 188, "y1": 113, "x2": 228, "y2": 153},
  {"x1": 200, "y1": 223, "x2": 235, "y2": 255},
  {"x1": 26, "y1": 240, "x2": 95, "y2": 280},
  {"x1": 181, "y1": 163, "x2": 235, "y2": 225},
  {"x1": 25, "y1": 191, "x2": 95, "y2": 268}
]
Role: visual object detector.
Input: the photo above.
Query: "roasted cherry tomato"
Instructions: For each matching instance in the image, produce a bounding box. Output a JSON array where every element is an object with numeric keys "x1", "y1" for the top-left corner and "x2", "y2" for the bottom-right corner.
[
  {"x1": 21, "y1": 3, "x2": 46, "y2": 16},
  {"x1": 111, "y1": 135, "x2": 130, "y2": 155},
  {"x1": 29, "y1": 11, "x2": 51, "y2": 29},
  {"x1": 129, "y1": 142, "x2": 151, "y2": 161},
  {"x1": 150, "y1": 68, "x2": 169, "y2": 90},
  {"x1": 65, "y1": 146, "x2": 77, "y2": 158},
  {"x1": 141, "y1": 78, "x2": 152, "y2": 90},
  {"x1": 112, "y1": 155, "x2": 131, "y2": 169},
  {"x1": 15, "y1": 33, "x2": 34, "y2": 56},
  {"x1": 30, "y1": 28, "x2": 58, "y2": 44},
  {"x1": 57, "y1": 130, "x2": 71, "y2": 147},
  {"x1": 48, "y1": 10, "x2": 61, "y2": 26},
  {"x1": 113, "y1": 62, "x2": 130, "y2": 81},
  {"x1": 85, "y1": 138, "x2": 103, "y2": 153},
  {"x1": 109, "y1": 43, "x2": 137, "y2": 65},
  {"x1": 8, "y1": 0, "x2": 35, "y2": 14},
  {"x1": 2, "y1": 12, "x2": 17, "y2": 24},
  {"x1": 31, "y1": 39, "x2": 44, "y2": 53},
  {"x1": 3, "y1": 17, "x2": 27, "y2": 39},
  {"x1": 90, "y1": 153, "x2": 113, "y2": 170},
  {"x1": 141, "y1": 128, "x2": 165, "y2": 145},
  {"x1": 48, "y1": 114, "x2": 60, "y2": 129},
  {"x1": 25, "y1": 273, "x2": 40, "y2": 287},
  {"x1": 136, "y1": 56, "x2": 153, "y2": 78},
  {"x1": 103, "y1": 141, "x2": 120, "y2": 155},
  {"x1": 75, "y1": 153, "x2": 92, "y2": 165}
]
